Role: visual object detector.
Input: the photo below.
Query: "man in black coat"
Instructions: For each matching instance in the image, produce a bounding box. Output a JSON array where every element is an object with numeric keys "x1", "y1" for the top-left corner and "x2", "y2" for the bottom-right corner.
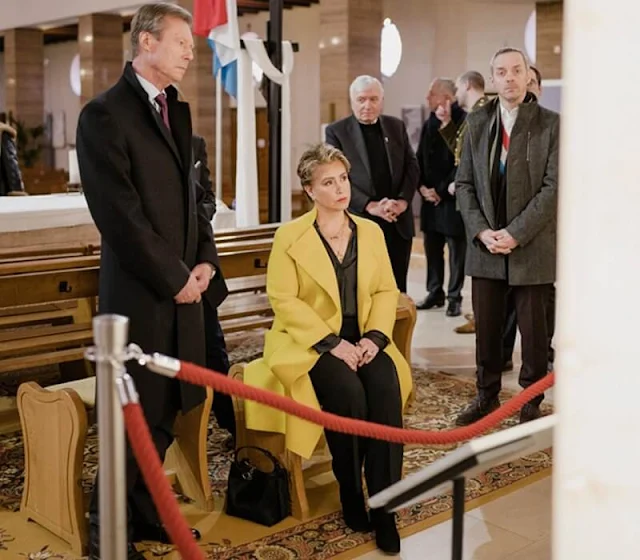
[
  {"x1": 192, "y1": 134, "x2": 235, "y2": 442},
  {"x1": 325, "y1": 75, "x2": 419, "y2": 293},
  {"x1": 0, "y1": 122, "x2": 26, "y2": 196},
  {"x1": 416, "y1": 78, "x2": 467, "y2": 317},
  {"x1": 76, "y1": 4, "x2": 227, "y2": 557}
]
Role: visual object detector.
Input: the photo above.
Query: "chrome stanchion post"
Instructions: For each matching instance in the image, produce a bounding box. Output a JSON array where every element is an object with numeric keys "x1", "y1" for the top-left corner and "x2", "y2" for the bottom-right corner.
[{"x1": 94, "y1": 314, "x2": 129, "y2": 560}]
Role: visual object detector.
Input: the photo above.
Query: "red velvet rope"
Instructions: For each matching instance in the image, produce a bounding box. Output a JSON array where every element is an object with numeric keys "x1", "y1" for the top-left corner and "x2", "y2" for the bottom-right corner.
[
  {"x1": 121, "y1": 361, "x2": 554, "y2": 559},
  {"x1": 177, "y1": 362, "x2": 555, "y2": 445},
  {"x1": 123, "y1": 404, "x2": 205, "y2": 560}
]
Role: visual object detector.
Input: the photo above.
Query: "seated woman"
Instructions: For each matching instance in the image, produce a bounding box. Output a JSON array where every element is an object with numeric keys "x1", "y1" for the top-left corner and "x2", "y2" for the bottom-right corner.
[{"x1": 244, "y1": 143, "x2": 412, "y2": 554}]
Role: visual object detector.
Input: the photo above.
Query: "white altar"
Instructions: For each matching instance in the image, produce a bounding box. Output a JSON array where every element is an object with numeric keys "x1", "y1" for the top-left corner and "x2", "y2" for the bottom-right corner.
[{"x1": 0, "y1": 193, "x2": 236, "y2": 235}]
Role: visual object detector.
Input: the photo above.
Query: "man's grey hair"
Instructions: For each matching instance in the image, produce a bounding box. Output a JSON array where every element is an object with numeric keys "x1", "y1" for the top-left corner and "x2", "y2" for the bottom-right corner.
[
  {"x1": 490, "y1": 47, "x2": 529, "y2": 73},
  {"x1": 131, "y1": 2, "x2": 193, "y2": 57},
  {"x1": 458, "y1": 71, "x2": 485, "y2": 92},
  {"x1": 431, "y1": 78, "x2": 456, "y2": 96},
  {"x1": 349, "y1": 75, "x2": 384, "y2": 100}
]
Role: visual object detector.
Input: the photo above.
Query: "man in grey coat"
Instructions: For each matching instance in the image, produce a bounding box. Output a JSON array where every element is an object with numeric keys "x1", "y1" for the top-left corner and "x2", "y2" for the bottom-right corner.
[{"x1": 455, "y1": 47, "x2": 559, "y2": 425}]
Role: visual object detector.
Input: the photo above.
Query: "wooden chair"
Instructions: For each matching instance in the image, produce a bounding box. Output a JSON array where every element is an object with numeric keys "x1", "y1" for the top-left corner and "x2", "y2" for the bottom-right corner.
[
  {"x1": 229, "y1": 295, "x2": 417, "y2": 521},
  {"x1": 17, "y1": 378, "x2": 214, "y2": 555}
]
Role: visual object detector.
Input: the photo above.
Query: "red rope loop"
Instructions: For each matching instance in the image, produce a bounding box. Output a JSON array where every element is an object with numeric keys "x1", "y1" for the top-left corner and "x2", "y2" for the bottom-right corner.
[
  {"x1": 123, "y1": 404, "x2": 206, "y2": 560},
  {"x1": 177, "y1": 362, "x2": 555, "y2": 445},
  {"x1": 121, "y1": 361, "x2": 554, "y2": 559}
]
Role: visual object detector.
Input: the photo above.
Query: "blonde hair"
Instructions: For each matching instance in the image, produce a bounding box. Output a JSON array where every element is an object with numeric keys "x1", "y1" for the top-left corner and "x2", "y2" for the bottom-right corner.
[
  {"x1": 131, "y1": 3, "x2": 192, "y2": 57},
  {"x1": 297, "y1": 143, "x2": 351, "y2": 187}
]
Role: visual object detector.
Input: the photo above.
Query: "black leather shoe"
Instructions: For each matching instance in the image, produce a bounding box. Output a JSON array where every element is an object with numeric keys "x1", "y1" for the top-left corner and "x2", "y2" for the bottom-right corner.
[
  {"x1": 371, "y1": 508, "x2": 400, "y2": 554},
  {"x1": 455, "y1": 396, "x2": 500, "y2": 426},
  {"x1": 520, "y1": 403, "x2": 542, "y2": 424},
  {"x1": 133, "y1": 522, "x2": 202, "y2": 543},
  {"x1": 88, "y1": 526, "x2": 145, "y2": 560},
  {"x1": 340, "y1": 488, "x2": 371, "y2": 532},
  {"x1": 446, "y1": 300, "x2": 462, "y2": 317},
  {"x1": 416, "y1": 294, "x2": 445, "y2": 310}
]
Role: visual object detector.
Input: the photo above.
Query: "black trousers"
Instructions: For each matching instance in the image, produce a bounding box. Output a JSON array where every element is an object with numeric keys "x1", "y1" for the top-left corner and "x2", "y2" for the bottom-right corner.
[
  {"x1": 308, "y1": 352, "x2": 403, "y2": 497},
  {"x1": 502, "y1": 284, "x2": 556, "y2": 367},
  {"x1": 203, "y1": 299, "x2": 236, "y2": 437},
  {"x1": 89, "y1": 377, "x2": 181, "y2": 536},
  {"x1": 379, "y1": 222, "x2": 411, "y2": 293},
  {"x1": 472, "y1": 278, "x2": 551, "y2": 406},
  {"x1": 423, "y1": 231, "x2": 466, "y2": 302}
]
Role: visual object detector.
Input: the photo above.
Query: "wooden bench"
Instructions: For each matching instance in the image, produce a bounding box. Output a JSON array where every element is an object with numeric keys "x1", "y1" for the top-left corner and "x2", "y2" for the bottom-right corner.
[
  {"x1": 229, "y1": 294, "x2": 417, "y2": 521},
  {"x1": 17, "y1": 379, "x2": 214, "y2": 555},
  {"x1": 0, "y1": 236, "x2": 274, "y2": 377}
]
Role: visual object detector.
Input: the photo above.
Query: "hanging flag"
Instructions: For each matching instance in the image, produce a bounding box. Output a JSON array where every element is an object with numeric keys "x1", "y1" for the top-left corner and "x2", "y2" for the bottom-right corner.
[{"x1": 193, "y1": 0, "x2": 240, "y2": 99}]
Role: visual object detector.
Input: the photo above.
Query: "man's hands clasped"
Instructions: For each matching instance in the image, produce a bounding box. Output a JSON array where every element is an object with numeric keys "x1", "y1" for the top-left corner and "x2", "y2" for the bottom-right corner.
[
  {"x1": 478, "y1": 229, "x2": 519, "y2": 254},
  {"x1": 366, "y1": 198, "x2": 409, "y2": 223},
  {"x1": 174, "y1": 262, "x2": 216, "y2": 304}
]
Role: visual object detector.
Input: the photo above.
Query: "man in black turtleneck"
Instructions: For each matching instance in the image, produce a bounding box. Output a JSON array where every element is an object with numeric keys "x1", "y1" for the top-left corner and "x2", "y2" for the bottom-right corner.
[{"x1": 325, "y1": 75, "x2": 420, "y2": 293}]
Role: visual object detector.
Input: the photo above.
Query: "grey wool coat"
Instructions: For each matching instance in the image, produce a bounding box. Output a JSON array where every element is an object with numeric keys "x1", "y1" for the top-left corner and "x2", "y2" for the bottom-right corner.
[{"x1": 455, "y1": 97, "x2": 560, "y2": 285}]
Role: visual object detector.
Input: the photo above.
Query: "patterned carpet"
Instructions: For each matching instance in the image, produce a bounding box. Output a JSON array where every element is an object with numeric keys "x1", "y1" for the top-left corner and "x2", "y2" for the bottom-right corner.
[{"x1": 0, "y1": 331, "x2": 553, "y2": 559}]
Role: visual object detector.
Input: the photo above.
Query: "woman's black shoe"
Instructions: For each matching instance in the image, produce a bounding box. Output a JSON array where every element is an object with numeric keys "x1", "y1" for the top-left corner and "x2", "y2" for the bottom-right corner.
[
  {"x1": 340, "y1": 489, "x2": 371, "y2": 532},
  {"x1": 371, "y1": 508, "x2": 401, "y2": 554}
]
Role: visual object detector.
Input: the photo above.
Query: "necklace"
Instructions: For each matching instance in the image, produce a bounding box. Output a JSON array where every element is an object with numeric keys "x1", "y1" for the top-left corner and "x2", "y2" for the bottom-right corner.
[
  {"x1": 319, "y1": 216, "x2": 348, "y2": 241},
  {"x1": 318, "y1": 216, "x2": 350, "y2": 262}
]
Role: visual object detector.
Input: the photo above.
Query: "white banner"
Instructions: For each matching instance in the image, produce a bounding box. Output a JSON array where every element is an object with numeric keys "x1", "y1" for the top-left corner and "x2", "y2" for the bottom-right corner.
[{"x1": 235, "y1": 35, "x2": 295, "y2": 225}]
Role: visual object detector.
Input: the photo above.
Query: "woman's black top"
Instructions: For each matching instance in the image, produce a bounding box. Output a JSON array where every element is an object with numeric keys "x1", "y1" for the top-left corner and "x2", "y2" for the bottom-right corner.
[{"x1": 312, "y1": 219, "x2": 389, "y2": 353}]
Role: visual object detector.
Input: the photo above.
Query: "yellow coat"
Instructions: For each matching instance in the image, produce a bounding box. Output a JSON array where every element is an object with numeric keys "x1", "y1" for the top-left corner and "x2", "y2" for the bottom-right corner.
[{"x1": 244, "y1": 208, "x2": 413, "y2": 459}]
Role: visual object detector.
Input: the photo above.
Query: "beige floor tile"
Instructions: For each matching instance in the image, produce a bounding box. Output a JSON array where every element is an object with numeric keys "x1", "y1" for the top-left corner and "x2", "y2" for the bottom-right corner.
[
  {"x1": 504, "y1": 536, "x2": 551, "y2": 559},
  {"x1": 468, "y1": 479, "x2": 552, "y2": 541},
  {"x1": 357, "y1": 514, "x2": 534, "y2": 560}
]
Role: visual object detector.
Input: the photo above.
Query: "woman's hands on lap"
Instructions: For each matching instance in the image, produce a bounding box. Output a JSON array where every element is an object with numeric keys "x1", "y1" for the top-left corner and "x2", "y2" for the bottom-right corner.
[
  {"x1": 356, "y1": 338, "x2": 379, "y2": 366},
  {"x1": 330, "y1": 340, "x2": 363, "y2": 371}
]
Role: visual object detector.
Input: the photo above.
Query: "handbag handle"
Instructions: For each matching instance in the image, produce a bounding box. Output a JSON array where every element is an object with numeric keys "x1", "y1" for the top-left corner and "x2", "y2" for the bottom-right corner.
[{"x1": 234, "y1": 446, "x2": 284, "y2": 471}]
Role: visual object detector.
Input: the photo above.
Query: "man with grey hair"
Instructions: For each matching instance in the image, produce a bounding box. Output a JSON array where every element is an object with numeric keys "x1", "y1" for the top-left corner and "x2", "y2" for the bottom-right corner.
[
  {"x1": 77, "y1": 3, "x2": 222, "y2": 556},
  {"x1": 325, "y1": 75, "x2": 419, "y2": 293},
  {"x1": 416, "y1": 77, "x2": 467, "y2": 317},
  {"x1": 455, "y1": 47, "x2": 559, "y2": 426}
]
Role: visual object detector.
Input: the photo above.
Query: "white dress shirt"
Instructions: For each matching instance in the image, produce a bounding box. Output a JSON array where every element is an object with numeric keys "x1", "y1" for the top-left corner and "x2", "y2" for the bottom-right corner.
[
  {"x1": 499, "y1": 103, "x2": 519, "y2": 136},
  {"x1": 135, "y1": 72, "x2": 165, "y2": 113}
]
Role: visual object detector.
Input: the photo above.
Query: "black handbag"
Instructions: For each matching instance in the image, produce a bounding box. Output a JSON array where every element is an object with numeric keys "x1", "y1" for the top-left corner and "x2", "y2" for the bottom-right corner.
[{"x1": 225, "y1": 446, "x2": 291, "y2": 526}]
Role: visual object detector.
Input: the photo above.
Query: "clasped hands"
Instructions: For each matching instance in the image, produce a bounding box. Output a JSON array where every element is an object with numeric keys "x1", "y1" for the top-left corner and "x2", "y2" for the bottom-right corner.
[
  {"x1": 174, "y1": 263, "x2": 215, "y2": 304},
  {"x1": 419, "y1": 185, "x2": 441, "y2": 206},
  {"x1": 329, "y1": 338, "x2": 379, "y2": 372},
  {"x1": 366, "y1": 198, "x2": 408, "y2": 223},
  {"x1": 478, "y1": 229, "x2": 519, "y2": 255}
]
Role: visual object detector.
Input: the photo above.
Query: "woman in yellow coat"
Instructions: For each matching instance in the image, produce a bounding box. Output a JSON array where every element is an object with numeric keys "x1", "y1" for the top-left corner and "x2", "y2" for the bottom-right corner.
[{"x1": 244, "y1": 143, "x2": 412, "y2": 554}]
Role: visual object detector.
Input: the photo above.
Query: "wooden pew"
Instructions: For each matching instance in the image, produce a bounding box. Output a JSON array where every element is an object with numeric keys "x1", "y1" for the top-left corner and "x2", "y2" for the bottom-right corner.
[
  {"x1": 17, "y1": 381, "x2": 214, "y2": 555},
  {"x1": 228, "y1": 294, "x2": 418, "y2": 521},
  {"x1": 0, "y1": 234, "x2": 273, "y2": 379},
  {"x1": 11, "y1": 227, "x2": 279, "y2": 555}
]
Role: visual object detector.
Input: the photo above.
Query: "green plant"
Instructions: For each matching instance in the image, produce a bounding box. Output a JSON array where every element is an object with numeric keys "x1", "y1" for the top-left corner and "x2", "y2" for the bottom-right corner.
[{"x1": 7, "y1": 112, "x2": 45, "y2": 168}]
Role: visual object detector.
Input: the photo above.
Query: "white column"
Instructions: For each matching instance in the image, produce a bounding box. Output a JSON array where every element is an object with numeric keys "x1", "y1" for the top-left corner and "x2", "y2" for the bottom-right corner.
[{"x1": 553, "y1": 1, "x2": 640, "y2": 559}]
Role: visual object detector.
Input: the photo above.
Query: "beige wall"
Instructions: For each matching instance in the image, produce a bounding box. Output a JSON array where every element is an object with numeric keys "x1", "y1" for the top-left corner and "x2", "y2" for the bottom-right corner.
[{"x1": 382, "y1": 0, "x2": 534, "y2": 117}]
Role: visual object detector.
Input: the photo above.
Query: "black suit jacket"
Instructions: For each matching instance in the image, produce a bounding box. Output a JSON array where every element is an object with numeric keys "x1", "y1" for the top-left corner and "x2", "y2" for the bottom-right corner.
[
  {"x1": 76, "y1": 62, "x2": 228, "y2": 421},
  {"x1": 325, "y1": 115, "x2": 420, "y2": 240},
  {"x1": 416, "y1": 103, "x2": 466, "y2": 237},
  {"x1": 192, "y1": 134, "x2": 216, "y2": 221}
]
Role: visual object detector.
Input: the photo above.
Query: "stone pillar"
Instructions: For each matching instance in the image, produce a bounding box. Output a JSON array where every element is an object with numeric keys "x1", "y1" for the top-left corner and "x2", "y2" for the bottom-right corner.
[
  {"x1": 3, "y1": 28, "x2": 44, "y2": 128},
  {"x1": 178, "y1": 0, "x2": 232, "y2": 201},
  {"x1": 319, "y1": 0, "x2": 383, "y2": 124},
  {"x1": 78, "y1": 14, "x2": 124, "y2": 106},
  {"x1": 553, "y1": 0, "x2": 640, "y2": 558}
]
